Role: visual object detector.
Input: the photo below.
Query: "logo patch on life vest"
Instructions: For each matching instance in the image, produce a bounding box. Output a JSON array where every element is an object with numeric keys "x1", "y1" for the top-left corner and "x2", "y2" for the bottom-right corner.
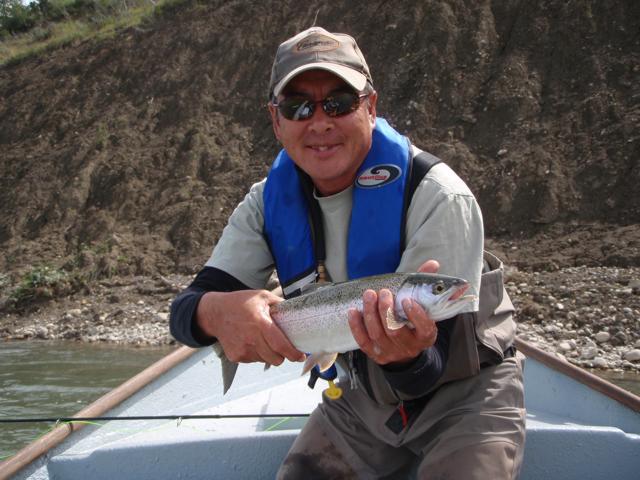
[{"x1": 356, "y1": 165, "x2": 402, "y2": 188}]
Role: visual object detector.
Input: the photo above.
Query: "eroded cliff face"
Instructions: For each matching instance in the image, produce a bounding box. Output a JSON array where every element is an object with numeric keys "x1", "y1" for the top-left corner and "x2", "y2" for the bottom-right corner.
[{"x1": 1, "y1": 0, "x2": 638, "y2": 279}]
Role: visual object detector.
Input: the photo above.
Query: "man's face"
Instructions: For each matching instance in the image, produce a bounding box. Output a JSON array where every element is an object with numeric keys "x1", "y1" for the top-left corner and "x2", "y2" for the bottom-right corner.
[{"x1": 269, "y1": 70, "x2": 377, "y2": 196}]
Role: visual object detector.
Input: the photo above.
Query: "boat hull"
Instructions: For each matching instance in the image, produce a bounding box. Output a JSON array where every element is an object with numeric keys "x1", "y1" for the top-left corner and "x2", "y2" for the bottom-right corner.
[{"x1": 4, "y1": 341, "x2": 640, "y2": 480}]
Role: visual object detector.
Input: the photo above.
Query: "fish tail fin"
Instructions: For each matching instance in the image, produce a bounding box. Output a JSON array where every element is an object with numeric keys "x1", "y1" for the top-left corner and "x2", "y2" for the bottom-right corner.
[
  {"x1": 212, "y1": 343, "x2": 239, "y2": 395},
  {"x1": 302, "y1": 352, "x2": 338, "y2": 376}
]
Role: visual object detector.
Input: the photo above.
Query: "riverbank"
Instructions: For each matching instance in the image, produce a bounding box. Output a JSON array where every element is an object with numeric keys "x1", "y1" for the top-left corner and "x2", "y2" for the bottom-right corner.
[{"x1": 1, "y1": 260, "x2": 638, "y2": 374}]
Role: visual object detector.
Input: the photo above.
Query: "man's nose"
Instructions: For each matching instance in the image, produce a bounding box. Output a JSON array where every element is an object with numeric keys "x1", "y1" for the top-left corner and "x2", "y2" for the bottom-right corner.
[{"x1": 307, "y1": 106, "x2": 334, "y2": 133}]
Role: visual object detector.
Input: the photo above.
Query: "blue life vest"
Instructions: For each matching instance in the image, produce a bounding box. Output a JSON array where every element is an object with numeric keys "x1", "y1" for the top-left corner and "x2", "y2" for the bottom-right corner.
[{"x1": 263, "y1": 118, "x2": 411, "y2": 297}]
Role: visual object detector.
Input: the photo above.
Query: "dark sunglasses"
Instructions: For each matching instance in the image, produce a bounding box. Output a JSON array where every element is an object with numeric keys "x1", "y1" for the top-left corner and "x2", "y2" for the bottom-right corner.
[{"x1": 272, "y1": 91, "x2": 369, "y2": 121}]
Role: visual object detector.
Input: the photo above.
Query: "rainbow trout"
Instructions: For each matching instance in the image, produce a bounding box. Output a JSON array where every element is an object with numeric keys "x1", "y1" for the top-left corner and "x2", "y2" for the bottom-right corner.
[
  {"x1": 271, "y1": 272, "x2": 475, "y2": 375},
  {"x1": 215, "y1": 272, "x2": 475, "y2": 393}
]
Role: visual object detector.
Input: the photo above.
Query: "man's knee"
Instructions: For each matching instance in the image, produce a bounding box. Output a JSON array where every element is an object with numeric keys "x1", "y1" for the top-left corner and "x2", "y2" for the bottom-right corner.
[
  {"x1": 277, "y1": 448, "x2": 358, "y2": 480},
  {"x1": 417, "y1": 440, "x2": 524, "y2": 480},
  {"x1": 277, "y1": 412, "x2": 358, "y2": 480}
]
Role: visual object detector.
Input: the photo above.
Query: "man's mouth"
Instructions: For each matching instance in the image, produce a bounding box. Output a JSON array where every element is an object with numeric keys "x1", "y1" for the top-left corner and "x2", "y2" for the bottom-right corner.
[
  {"x1": 309, "y1": 144, "x2": 337, "y2": 150},
  {"x1": 308, "y1": 144, "x2": 341, "y2": 155}
]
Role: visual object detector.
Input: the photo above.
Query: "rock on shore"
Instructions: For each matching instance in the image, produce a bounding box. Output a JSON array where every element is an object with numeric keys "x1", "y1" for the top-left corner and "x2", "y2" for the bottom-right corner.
[
  {"x1": 1, "y1": 266, "x2": 638, "y2": 372},
  {"x1": 507, "y1": 266, "x2": 639, "y2": 372}
]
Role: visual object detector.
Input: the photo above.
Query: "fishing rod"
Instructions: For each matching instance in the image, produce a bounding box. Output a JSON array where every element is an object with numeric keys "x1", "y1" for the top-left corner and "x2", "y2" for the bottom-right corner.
[{"x1": 0, "y1": 413, "x2": 310, "y2": 424}]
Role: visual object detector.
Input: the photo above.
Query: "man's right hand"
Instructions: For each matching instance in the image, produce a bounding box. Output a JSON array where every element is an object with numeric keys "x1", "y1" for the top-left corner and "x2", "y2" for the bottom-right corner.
[{"x1": 196, "y1": 290, "x2": 305, "y2": 366}]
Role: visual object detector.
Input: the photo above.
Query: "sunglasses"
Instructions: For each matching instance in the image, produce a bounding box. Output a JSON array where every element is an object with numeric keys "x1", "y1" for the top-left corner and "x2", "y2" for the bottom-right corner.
[{"x1": 272, "y1": 91, "x2": 369, "y2": 121}]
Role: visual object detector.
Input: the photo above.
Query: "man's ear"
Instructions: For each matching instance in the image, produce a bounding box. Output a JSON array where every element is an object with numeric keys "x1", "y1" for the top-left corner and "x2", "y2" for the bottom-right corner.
[
  {"x1": 268, "y1": 103, "x2": 281, "y2": 141},
  {"x1": 367, "y1": 91, "x2": 378, "y2": 128}
]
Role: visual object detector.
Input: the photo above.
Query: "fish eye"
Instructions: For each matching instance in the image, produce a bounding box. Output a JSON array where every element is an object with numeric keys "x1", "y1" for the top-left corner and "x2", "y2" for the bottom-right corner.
[{"x1": 432, "y1": 282, "x2": 446, "y2": 295}]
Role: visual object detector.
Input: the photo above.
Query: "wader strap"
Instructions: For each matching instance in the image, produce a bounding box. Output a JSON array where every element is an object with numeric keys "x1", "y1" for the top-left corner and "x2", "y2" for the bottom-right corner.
[
  {"x1": 297, "y1": 167, "x2": 328, "y2": 284},
  {"x1": 400, "y1": 151, "x2": 443, "y2": 249}
]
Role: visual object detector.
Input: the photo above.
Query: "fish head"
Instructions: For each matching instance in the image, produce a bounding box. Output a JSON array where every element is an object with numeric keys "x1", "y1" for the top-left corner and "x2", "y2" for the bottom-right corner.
[{"x1": 396, "y1": 274, "x2": 476, "y2": 322}]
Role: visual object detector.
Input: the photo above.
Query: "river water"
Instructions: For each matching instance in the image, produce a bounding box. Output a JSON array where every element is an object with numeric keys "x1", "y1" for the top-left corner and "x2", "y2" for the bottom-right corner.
[
  {"x1": 0, "y1": 340, "x2": 174, "y2": 461},
  {"x1": 1, "y1": 340, "x2": 639, "y2": 463}
]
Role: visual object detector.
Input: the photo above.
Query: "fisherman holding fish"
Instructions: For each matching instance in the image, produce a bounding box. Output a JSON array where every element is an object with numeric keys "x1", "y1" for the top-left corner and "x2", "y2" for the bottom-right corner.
[{"x1": 171, "y1": 27, "x2": 525, "y2": 479}]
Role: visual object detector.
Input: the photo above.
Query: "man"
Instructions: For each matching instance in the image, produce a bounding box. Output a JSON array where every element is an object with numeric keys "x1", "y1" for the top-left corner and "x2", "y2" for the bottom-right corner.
[{"x1": 171, "y1": 27, "x2": 525, "y2": 479}]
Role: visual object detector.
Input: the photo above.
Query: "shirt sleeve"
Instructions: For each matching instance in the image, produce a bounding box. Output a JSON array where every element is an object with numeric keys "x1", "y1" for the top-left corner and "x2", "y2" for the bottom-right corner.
[
  {"x1": 169, "y1": 267, "x2": 250, "y2": 347},
  {"x1": 206, "y1": 179, "x2": 275, "y2": 289},
  {"x1": 381, "y1": 317, "x2": 454, "y2": 397},
  {"x1": 170, "y1": 180, "x2": 275, "y2": 347}
]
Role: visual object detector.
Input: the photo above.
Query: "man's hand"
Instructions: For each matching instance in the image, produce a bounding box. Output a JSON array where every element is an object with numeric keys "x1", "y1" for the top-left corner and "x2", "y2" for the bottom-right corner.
[
  {"x1": 347, "y1": 260, "x2": 440, "y2": 366},
  {"x1": 196, "y1": 290, "x2": 305, "y2": 366}
]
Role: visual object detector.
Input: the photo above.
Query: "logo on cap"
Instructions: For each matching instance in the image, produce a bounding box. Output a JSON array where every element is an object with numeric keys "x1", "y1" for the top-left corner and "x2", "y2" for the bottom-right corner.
[
  {"x1": 356, "y1": 165, "x2": 402, "y2": 188},
  {"x1": 295, "y1": 34, "x2": 340, "y2": 53}
]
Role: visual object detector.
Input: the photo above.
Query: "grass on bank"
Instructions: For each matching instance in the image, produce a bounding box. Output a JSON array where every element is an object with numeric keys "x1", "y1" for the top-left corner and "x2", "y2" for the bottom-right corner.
[
  {"x1": 3, "y1": 240, "x2": 134, "y2": 311},
  {"x1": 0, "y1": 0, "x2": 192, "y2": 66}
]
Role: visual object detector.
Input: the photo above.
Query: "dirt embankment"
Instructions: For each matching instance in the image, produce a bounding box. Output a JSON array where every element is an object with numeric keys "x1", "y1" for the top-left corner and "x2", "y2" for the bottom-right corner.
[{"x1": 0, "y1": 1, "x2": 638, "y2": 368}]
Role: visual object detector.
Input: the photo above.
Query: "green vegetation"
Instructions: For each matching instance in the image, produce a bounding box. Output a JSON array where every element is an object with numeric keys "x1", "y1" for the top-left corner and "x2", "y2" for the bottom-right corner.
[
  {"x1": 9, "y1": 265, "x2": 70, "y2": 307},
  {"x1": 2, "y1": 240, "x2": 137, "y2": 311},
  {"x1": 95, "y1": 121, "x2": 108, "y2": 150},
  {"x1": 0, "y1": 0, "x2": 190, "y2": 65}
]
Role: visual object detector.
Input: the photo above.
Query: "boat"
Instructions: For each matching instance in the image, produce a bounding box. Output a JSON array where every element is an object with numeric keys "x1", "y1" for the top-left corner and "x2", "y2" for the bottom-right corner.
[{"x1": 1, "y1": 338, "x2": 638, "y2": 479}]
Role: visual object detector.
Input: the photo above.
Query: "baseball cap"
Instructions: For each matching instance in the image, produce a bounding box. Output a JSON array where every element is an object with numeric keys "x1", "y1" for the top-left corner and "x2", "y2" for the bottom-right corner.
[{"x1": 268, "y1": 27, "x2": 373, "y2": 98}]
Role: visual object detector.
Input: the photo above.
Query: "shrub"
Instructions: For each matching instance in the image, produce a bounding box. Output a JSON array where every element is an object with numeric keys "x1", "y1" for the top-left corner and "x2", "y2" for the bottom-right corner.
[
  {"x1": 9, "y1": 265, "x2": 69, "y2": 307},
  {"x1": 1, "y1": 1, "x2": 39, "y2": 35}
]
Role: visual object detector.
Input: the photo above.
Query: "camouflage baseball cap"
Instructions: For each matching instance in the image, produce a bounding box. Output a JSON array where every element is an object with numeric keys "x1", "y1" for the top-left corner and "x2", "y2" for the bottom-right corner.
[{"x1": 269, "y1": 27, "x2": 373, "y2": 98}]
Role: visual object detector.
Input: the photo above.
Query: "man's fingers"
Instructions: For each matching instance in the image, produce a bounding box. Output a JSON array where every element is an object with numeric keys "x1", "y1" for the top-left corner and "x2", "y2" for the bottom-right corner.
[
  {"x1": 262, "y1": 322, "x2": 306, "y2": 363},
  {"x1": 418, "y1": 259, "x2": 440, "y2": 273},
  {"x1": 402, "y1": 299, "x2": 437, "y2": 347},
  {"x1": 348, "y1": 309, "x2": 375, "y2": 353},
  {"x1": 362, "y1": 289, "x2": 387, "y2": 342},
  {"x1": 264, "y1": 290, "x2": 285, "y2": 304},
  {"x1": 255, "y1": 341, "x2": 286, "y2": 366},
  {"x1": 376, "y1": 289, "x2": 396, "y2": 329}
]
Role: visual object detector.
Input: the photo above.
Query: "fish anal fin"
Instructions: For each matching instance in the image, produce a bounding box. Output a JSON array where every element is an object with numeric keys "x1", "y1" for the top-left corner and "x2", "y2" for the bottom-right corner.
[{"x1": 302, "y1": 352, "x2": 338, "y2": 376}]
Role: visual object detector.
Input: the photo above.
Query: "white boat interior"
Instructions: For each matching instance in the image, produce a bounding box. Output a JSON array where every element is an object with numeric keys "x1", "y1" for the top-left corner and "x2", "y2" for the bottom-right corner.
[{"x1": 8, "y1": 345, "x2": 640, "y2": 480}]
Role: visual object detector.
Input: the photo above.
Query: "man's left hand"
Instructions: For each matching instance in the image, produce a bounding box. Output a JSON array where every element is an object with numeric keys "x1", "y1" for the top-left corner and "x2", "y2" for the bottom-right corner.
[{"x1": 347, "y1": 260, "x2": 440, "y2": 366}]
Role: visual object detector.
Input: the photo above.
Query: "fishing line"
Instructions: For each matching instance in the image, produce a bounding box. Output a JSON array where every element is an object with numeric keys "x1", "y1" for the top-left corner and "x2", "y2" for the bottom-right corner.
[
  {"x1": 0, "y1": 413, "x2": 310, "y2": 424},
  {"x1": 0, "y1": 414, "x2": 310, "y2": 461}
]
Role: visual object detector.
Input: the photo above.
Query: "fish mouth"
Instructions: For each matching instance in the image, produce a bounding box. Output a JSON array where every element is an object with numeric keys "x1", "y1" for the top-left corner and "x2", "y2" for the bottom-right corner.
[
  {"x1": 425, "y1": 282, "x2": 476, "y2": 322},
  {"x1": 449, "y1": 282, "x2": 469, "y2": 301}
]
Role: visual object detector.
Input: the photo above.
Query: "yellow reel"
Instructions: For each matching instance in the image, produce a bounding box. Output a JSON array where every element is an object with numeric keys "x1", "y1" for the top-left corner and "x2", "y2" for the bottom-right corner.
[{"x1": 323, "y1": 380, "x2": 343, "y2": 400}]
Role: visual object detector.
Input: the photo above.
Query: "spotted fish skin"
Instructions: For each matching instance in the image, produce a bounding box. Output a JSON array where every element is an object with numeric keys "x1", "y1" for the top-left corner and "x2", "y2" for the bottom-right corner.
[{"x1": 269, "y1": 273, "x2": 475, "y2": 369}]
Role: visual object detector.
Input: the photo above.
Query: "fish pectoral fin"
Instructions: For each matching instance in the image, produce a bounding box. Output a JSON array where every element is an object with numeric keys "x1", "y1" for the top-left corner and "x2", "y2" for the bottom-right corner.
[
  {"x1": 385, "y1": 307, "x2": 409, "y2": 331},
  {"x1": 264, "y1": 363, "x2": 271, "y2": 371},
  {"x1": 212, "y1": 343, "x2": 239, "y2": 395},
  {"x1": 301, "y1": 352, "x2": 338, "y2": 376}
]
